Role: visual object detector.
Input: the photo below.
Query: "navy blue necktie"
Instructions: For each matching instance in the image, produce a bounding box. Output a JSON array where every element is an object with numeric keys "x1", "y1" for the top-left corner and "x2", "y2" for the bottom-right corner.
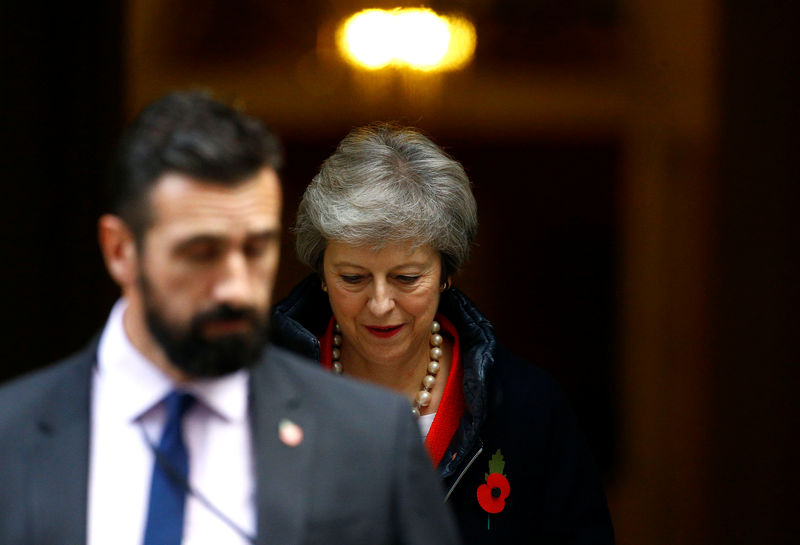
[{"x1": 143, "y1": 391, "x2": 196, "y2": 545}]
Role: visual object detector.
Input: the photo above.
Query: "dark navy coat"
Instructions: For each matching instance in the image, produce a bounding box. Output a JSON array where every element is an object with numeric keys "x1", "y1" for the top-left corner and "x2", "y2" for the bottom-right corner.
[{"x1": 272, "y1": 275, "x2": 615, "y2": 544}]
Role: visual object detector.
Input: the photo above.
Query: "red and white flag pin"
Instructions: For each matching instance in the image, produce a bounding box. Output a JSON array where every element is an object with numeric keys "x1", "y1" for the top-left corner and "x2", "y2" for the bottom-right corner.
[{"x1": 279, "y1": 418, "x2": 304, "y2": 447}]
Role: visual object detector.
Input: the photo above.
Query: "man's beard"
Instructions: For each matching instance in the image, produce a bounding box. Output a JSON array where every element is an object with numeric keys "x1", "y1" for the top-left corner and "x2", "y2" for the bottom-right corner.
[{"x1": 140, "y1": 275, "x2": 270, "y2": 379}]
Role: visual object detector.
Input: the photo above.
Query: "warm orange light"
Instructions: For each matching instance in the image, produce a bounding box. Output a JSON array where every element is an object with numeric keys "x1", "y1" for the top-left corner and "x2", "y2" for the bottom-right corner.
[{"x1": 337, "y1": 8, "x2": 476, "y2": 72}]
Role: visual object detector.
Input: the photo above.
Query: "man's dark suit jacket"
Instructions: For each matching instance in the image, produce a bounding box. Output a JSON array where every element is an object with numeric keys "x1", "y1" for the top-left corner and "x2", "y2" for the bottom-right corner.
[{"x1": 0, "y1": 341, "x2": 460, "y2": 545}]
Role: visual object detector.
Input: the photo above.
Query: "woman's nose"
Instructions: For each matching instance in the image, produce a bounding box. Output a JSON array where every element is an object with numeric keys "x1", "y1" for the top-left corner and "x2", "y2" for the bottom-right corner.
[{"x1": 367, "y1": 281, "x2": 395, "y2": 315}]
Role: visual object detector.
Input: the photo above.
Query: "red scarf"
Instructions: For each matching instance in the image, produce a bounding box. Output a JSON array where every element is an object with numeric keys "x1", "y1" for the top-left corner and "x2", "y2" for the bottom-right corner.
[{"x1": 319, "y1": 314, "x2": 464, "y2": 467}]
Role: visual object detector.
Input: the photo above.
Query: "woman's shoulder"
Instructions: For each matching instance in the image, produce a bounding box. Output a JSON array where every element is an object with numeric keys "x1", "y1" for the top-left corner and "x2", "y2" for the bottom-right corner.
[
  {"x1": 438, "y1": 288, "x2": 571, "y2": 416},
  {"x1": 485, "y1": 343, "x2": 579, "y2": 423},
  {"x1": 488, "y1": 342, "x2": 561, "y2": 396}
]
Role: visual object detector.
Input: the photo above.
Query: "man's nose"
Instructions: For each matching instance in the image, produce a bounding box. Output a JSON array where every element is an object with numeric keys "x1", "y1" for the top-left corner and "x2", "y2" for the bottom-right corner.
[
  {"x1": 367, "y1": 280, "x2": 395, "y2": 315},
  {"x1": 213, "y1": 252, "x2": 252, "y2": 306}
]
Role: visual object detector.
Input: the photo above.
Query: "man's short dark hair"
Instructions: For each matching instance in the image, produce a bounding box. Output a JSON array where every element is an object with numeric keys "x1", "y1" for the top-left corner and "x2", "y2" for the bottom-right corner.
[{"x1": 110, "y1": 90, "x2": 283, "y2": 239}]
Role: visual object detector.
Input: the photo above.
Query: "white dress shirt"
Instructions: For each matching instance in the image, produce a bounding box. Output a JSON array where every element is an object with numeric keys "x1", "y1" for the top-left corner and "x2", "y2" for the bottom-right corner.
[{"x1": 88, "y1": 299, "x2": 256, "y2": 545}]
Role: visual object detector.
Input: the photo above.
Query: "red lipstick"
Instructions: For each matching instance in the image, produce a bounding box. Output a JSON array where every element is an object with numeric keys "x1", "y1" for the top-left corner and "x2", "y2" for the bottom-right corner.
[{"x1": 365, "y1": 325, "x2": 403, "y2": 338}]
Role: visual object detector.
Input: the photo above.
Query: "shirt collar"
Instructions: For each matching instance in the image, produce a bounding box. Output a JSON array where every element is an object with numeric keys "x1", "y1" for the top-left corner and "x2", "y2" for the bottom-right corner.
[{"x1": 96, "y1": 298, "x2": 249, "y2": 424}]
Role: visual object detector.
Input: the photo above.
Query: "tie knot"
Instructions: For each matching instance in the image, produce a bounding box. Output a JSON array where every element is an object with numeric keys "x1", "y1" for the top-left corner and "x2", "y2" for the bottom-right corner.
[{"x1": 163, "y1": 390, "x2": 196, "y2": 422}]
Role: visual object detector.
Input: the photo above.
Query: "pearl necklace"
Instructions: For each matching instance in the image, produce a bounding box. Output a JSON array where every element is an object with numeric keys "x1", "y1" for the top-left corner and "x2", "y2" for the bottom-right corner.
[{"x1": 331, "y1": 321, "x2": 443, "y2": 417}]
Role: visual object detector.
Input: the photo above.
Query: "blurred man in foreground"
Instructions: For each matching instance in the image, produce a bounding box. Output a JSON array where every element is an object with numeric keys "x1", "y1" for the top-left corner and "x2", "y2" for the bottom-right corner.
[{"x1": 0, "y1": 91, "x2": 460, "y2": 545}]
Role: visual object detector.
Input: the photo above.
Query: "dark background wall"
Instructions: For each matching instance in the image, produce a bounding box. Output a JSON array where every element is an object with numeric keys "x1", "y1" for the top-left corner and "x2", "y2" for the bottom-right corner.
[
  {"x1": 0, "y1": 3, "x2": 123, "y2": 377},
  {"x1": 711, "y1": 1, "x2": 799, "y2": 542},
  {"x1": 1, "y1": 1, "x2": 797, "y2": 543}
]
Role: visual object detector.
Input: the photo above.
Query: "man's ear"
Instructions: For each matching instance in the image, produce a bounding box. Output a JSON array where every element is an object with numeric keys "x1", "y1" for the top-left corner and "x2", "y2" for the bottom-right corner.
[{"x1": 98, "y1": 214, "x2": 138, "y2": 288}]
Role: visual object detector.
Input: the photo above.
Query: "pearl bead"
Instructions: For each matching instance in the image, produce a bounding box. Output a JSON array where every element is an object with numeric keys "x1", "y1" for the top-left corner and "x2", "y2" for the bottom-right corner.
[
  {"x1": 430, "y1": 347, "x2": 442, "y2": 360},
  {"x1": 333, "y1": 361, "x2": 343, "y2": 374},
  {"x1": 423, "y1": 374, "x2": 436, "y2": 389},
  {"x1": 411, "y1": 407, "x2": 420, "y2": 417},
  {"x1": 332, "y1": 348, "x2": 341, "y2": 360},
  {"x1": 428, "y1": 361, "x2": 440, "y2": 374},
  {"x1": 334, "y1": 322, "x2": 341, "y2": 333},
  {"x1": 416, "y1": 390, "x2": 432, "y2": 407},
  {"x1": 333, "y1": 334, "x2": 342, "y2": 347},
  {"x1": 431, "y1": 321, "x2": 440, "y2": 333},
  {"x1": 431, "y1": 334, "x2": 442, "y2": 347}
]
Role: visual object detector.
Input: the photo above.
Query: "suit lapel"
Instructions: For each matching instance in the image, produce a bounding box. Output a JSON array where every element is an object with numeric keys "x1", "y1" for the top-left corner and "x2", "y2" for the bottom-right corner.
[
  {"x1": 29, "y1": 349, "x2": 94, "y2": 544},
  {"x1": 250, "y1": 348, "x2": 316, "y2": 545},
  {"x1": 24, "y1": 342, "x2": 317, "y2": 544}
]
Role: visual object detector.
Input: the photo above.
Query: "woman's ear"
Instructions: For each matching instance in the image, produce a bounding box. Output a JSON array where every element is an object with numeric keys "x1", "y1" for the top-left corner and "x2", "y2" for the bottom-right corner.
[
  {"x1": 319, "y1": 268, "x2": 329, "y2": 293},
  {"x1": 439, "y1": 258, "x2": 452, "y2": 292},
  {"x1": 98, "y1": 214, "x2": 138, "y2": 289}
]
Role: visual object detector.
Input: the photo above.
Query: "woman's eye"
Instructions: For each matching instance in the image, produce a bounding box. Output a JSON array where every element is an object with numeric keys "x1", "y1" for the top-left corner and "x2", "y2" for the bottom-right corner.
[
  {"x1": 395, "y1": 275, "x2": 420, "y2": 284},
  {"x1": 340, "y1": 275, "x2": 364, "y2": 284}
]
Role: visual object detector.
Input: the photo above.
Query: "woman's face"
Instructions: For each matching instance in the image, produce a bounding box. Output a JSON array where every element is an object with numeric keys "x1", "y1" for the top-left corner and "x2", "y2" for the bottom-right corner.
[{"x1": 322, "y1": 240, "x2": 444, "y2": 370}]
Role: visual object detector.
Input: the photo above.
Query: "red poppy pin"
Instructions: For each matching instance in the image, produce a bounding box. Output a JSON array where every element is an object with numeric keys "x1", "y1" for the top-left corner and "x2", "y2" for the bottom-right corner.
[{"x1": 477, "y1": 449, "x2": 510, "y2": 528}]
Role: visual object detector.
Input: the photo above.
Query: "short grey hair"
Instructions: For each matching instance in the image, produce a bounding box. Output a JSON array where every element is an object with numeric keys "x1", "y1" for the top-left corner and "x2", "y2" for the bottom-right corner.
[{"x1": 294, "y1": 123, "x2": 478, "y2": 276}]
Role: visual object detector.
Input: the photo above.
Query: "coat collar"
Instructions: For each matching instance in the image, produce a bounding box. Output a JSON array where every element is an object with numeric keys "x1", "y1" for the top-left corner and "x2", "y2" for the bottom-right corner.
[
  {"x1": 270, "y1": 275, "x2": 330, "y2": 362},
  {"x1": 434, "y1": 288, "x2": 496, "y2": 477}
]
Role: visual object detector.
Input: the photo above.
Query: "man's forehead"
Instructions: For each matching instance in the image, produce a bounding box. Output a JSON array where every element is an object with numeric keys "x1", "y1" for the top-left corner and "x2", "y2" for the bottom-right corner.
[{"x1": 147, "y1": 169, "x2": 282, "y2": 235}]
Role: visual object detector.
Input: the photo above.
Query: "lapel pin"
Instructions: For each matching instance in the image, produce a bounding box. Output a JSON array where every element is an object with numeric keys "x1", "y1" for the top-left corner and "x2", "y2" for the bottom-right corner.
[
  {"x1": 279, "y1": 418, "x2": 304, "y2": 447},
  {"x1": 477, "y1": 449, "x2": 511, "y2": 529}
]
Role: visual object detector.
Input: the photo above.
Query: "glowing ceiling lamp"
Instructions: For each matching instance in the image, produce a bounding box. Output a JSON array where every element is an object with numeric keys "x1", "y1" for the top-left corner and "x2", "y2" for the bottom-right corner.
[{"x1": 337, "y1": 8, "x2": 476, "y2": 72}]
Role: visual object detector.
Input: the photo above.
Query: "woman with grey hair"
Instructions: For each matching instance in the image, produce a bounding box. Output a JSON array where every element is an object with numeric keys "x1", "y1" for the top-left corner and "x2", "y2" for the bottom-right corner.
[{"x1": 271, "y1": 123, "x2": 614, "y2": 544}]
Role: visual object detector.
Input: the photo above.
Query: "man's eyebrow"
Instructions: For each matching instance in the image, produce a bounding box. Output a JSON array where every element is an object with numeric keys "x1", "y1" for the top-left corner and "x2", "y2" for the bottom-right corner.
[
  {"x1": 173, "y1": 234, "x2": 225, "y2": 253},
  {"x1": 173, "y1": 229, "x2": 281, "y2": 252}
]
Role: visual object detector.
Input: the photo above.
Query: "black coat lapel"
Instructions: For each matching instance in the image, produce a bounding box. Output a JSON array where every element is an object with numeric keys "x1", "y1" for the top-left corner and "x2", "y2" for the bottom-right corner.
[
  {"x1": 30, "y1": 349, "x2": 94, "y2": 544},
  {"x1": 249, "y1": 347, "x2": 315, "y2": 545}
]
